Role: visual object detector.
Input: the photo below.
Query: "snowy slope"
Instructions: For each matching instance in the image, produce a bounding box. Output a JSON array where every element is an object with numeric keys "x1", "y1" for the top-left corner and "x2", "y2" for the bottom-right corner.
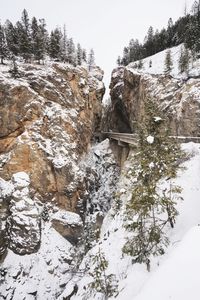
[
  {"x1": 1, "y1": 224, "x2": 73, "y2": 299},
  {"x1": 128, "y1": 44, "x2": 200, "y2": 78},
  {"x1": 68, "y1": 142, "x2": 200, "y2": 300},
  {"x1": 116, "y1": 142, "x2": 200, "y2": 300}
]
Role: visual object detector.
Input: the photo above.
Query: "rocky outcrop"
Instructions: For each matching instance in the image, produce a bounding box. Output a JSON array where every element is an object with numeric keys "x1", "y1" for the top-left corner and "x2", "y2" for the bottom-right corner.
[
  {"x1": 109, "y1": 66, "x2": 200, "y2": 136},
  {"x1": 0, "y1": 62, "x2": 104, "y2": 258},
  {"x1": 0, "y1": 172, "x2": 41, "y2": 256},
  {"x1": 51, "y1": 210, "x2": 83, "y2": 245}
]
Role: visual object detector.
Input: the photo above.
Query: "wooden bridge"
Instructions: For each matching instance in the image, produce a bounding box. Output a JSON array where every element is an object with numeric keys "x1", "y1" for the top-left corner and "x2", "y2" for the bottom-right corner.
[{"x1": 101, "y1": 132, "x2": 200, "y2": 146}]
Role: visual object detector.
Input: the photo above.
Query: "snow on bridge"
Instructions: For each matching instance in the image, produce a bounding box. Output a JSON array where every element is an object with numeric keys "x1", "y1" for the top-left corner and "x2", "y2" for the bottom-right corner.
[{"x1": 100, "y1": 132, "x2": 200, "y2": 146}]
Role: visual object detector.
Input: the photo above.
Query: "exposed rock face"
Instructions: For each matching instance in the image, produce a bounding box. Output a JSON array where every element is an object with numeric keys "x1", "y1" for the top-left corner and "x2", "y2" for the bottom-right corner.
[
  {"x1": 109, "y1": 67, "x2": 200, "y2": 136},
  {"x1": 0, "y1": 139, "x2": 119, "y2": 300},
  {"x1": 0, "y1": 62, "x2": 104, "y2": 258},
  {"x1": 51, "y1": 210, "x2": 83, "y2": 245},
  {"x1": 0, "y1": 172, "x2": 41, "y2": 256}
]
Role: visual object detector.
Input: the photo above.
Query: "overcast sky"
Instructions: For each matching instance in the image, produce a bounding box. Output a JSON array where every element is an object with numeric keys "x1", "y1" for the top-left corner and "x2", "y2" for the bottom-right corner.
[{"x1": 0, "y1": 0, "x2": 195, "y2": 96}]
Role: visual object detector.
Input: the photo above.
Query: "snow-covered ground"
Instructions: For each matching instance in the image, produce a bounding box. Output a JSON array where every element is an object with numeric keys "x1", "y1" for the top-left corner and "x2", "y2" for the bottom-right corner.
[
  {"x1": 68, "y1": 142, "x2": 200, "y2": 300},
  {"x1": 128, "y1": 44, "x2": 200, "y2": 79},
  {"x1": 1, "y1": 224, "x2": 73, "y2": 300}
]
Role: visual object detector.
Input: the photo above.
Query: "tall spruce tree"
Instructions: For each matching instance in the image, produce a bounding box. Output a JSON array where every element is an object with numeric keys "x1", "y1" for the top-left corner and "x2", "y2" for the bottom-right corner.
[
  {"x1": 122, "y1": 98, "x2": 184, "y2": 269},
  {"x1": 5, "y1": 20, "x2": 19, "y2": 56},
  {"x1": 178, "y1": 45, "x2": 190, "y2": 73},
  {"x1": 49, "y1": 28, "x2": 62, "y2": 60},
  {"x1": 88, "y1": 48, "x2": 95, "y2": 70},
  {"x1": 164, "y1": 49, "x2": 173, "y2": 74},
  {"x1": 0, "y1": 23, "x2": 8, "y2": 64},
  {"x1": 60, "y1": 24, "x2": 68, "y2": 62},
  {"x1": 19, "y1": 9, "x2": 32, "y2": 62},
  {"x1": 86, "y1": 248, "x2": 118, "y2": 300},
  {"x1": 77, "y1": 43, "x2": 82, "y2": 65},
  {"x1": 82, "y1": 49, "x2": 87, "y2": 63},
  {"x1": 66, "y1": 37, "x2": 76, "y2": 66}
]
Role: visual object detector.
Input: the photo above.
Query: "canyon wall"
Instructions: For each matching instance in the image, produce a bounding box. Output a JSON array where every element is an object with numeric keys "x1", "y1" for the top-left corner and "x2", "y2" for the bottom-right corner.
[
  {"x1": 0, "y1": 62, "x2": 105, "y2": 258},
  {"x1": 109, "y1": 66, "x2": 200, "y2": 136}
]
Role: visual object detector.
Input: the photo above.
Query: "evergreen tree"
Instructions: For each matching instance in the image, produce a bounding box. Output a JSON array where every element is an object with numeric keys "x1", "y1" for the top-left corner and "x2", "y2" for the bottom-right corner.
[
  {"x1": 166, "y1": 18, "x2": 174, "y2": 47},
  {"x1": 4, "y1": 20, "x2": 19, "y2": 56},
  {"x1": 31, "y1": 17, "x2": 47, "y2": 63},
  {"x1": 0, "y1": 23, "x2": 8, "y2": 64},
  {"x1": 19, "y1": 9, "x2": 32, "y2": 62},
  {"x1": 49, "y1": 28, "x2": 62, "y2": 60},
  {"x1": 144, "y1": 26, "x2": 155, "y2": 56},
  {"x1": 9, "y1": 56, "x2": 20, "y2": 78},
  {"x1": 178, "y1": 45, "x2": 190, "y2": 73},
  {"x1": 86, "y1": 248, "x2": 118, "y2": 300},
  {"x1": 67, "y1": 37, "x2": 76, "y2": 66},
  {"x1": 82, "y1": 49, "x2": 87, "y2": 63},
  {"x1": 121, "y1": 46, "x2": 129, "y2": 65},
  {"x1": 164, "y1": 49, "x2": 173, "y2": 74},
  {"x1": 122, "y1": 98, "x2": 184, "y2": 269},
  {"x1": 77, "y1": 43, "x2": 82, "y2": 65},
  {"x1": 60, "y1": 24, "x2": 68, "y2": 62},
  {"x1": 138, "y1": 59, "x2": 143, "y2": 69},
  {"x1": 88, "y1": 48, "x2": 95, "y2": 70}
]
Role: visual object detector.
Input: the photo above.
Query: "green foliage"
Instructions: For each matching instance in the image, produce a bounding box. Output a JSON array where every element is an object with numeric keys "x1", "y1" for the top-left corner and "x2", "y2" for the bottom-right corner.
[
  {"x1": 1, "y1": 9, "x2": 90, "y2": 66},
  {"x1": 178, "y1": 46, "x2": 190, "y2": 73},
  {"x1": 86, "y1": 248, "x2": 118, "y2": 299},
  {"x1": 164, "y1": 49, "x2": 173, "y2": 74},
  {"x1": 0, "y1": 23, "x2": 8, "y2": 64},
  {"x1": 137, "y1": 59, "x2": 143, "y2": 69},
  {"x1": 122, "y1": 98, "x2": 185, "y2": 269}
]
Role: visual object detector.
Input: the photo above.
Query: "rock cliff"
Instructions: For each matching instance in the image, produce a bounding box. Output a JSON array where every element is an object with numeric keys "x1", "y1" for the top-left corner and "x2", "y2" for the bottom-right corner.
[
  {"x1": 109, "y1": 66, "x2": 200, "y2": 136},
  {"x1": 0, "y1": 62, "x2": 105, "y2": 257}
]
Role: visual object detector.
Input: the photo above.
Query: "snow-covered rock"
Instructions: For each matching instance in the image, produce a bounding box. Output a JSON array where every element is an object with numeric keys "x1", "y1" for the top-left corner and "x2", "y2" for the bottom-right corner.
[
  {"x1": 0, "y1": 172, "x2": 41, "y2": 255},
  {"x1": 109, "y1": 45, "x2": 200, "y2": 137}
]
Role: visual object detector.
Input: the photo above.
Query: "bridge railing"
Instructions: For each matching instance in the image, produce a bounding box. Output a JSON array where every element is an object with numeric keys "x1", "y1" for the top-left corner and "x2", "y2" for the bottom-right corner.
[{"x1": 100, "y1": 132, "x2": 200, "y2": 145}]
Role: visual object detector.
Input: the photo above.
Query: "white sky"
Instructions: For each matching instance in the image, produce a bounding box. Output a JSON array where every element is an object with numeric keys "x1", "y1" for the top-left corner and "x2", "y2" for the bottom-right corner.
[{"x1": 0, "y1": 0, "x2": 195, "y2": 96}]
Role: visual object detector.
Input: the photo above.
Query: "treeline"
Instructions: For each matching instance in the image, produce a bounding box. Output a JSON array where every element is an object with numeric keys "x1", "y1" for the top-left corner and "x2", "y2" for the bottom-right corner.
[
  {"x1": 117, "y1": 0, "x2": 200, "y2": 66},
  {"x1": 0, "y1": 9, "x2": 95, "y2": 67}
]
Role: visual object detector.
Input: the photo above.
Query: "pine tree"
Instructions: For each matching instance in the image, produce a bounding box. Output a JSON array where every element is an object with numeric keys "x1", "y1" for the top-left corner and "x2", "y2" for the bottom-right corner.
[
  {"x1": 60, "y1": 24, "x2": 68, "y2": 62},
  {"x1": 166, "y1": 18, "x2": 174, "y2": 47},
  {"x1": 49, "y1": 28, "x2": 62, "y2": 60},
  {"x1": 164, "y1": 49, "x2": 173, "y2": 74},
  {"x1": 122, "y1": 98, "x2": 184, "y2": 269},
  {"x1": 0, "y1": 23, "x2": 8, "y2": 64},
  {"x1": 178, "y1": 45, "x2": 190, "y2": 73},
  {"x1": 5, "y1": 20, "x2": 19, "y2": 56},
  {"x1": 67, "y1": 37, "x2": 76, "y2": 66},
  {"x1": 138, "y1": 59, "x2": 143, "y2": 69},
  {"x1": 82, "y1": 49, "x2": 87, "y2": 63},
  {"x1": 9, "y1": 56, "x2": 20, "y2": 78},
  {"x1": 121, "y1": 47, "x2": 129, "y2": 65},
  {"x1": 88, "y1": 48, "x2": 95, "y2": 71},
  {"x1": 19, "y1": 9, "x2": 32, "y2": 62},
  {"x1": 77, "y1": 43, "x2": 82, "y2": 65},
  {"x1": 144, "y1": 26, "x2": 155, "y2": 56},
  {"x1": 87, "y1": 248, "x2": 118, "y2": 300}
]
